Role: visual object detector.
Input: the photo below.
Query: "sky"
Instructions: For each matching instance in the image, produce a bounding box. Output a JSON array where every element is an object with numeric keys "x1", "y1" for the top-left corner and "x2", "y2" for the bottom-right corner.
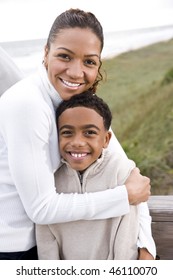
[{"x1": 0, "y1": 0, "x2": 173, "y2": 42}]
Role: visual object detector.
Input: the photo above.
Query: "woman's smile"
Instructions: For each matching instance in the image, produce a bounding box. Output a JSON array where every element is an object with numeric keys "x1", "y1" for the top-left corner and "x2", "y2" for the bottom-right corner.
[{"x1": 59, "y1": 78, "x2": 84, "y2": 89}]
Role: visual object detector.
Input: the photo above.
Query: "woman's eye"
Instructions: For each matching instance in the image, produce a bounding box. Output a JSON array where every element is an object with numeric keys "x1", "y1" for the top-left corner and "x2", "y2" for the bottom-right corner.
[
  {"x1": 57, "y1": 53, "x2": 70, "y2": 60},
  {"x1": 85, "y1": 59, "x2": 97, "y2": 66}
]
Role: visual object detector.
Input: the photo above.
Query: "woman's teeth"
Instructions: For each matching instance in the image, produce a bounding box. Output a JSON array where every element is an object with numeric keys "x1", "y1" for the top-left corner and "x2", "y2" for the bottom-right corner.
[{"x1": 62, "y1": 79, "x2": 80, "y2": 87}]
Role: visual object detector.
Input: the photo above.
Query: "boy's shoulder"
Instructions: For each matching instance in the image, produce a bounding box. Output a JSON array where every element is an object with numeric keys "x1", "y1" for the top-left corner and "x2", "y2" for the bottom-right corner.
[
  {"x1": 104, "y1": 149, "x2": 135, "y2": 167},
  {"x1": 103, "y1": 149, "x2": 136, "y2": 184}
]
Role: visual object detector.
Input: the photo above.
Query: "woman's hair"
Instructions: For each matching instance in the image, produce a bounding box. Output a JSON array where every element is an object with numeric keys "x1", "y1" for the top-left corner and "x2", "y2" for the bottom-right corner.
[
  {"x1": 46, "y1": 8, "x2": 104, "y2": 50},
  {"x1": 46, "y1": 8, "x2": 104, "y2": 93},
  {"x1": 56, "y1": 90, "x2": 112, "y2": 131}
]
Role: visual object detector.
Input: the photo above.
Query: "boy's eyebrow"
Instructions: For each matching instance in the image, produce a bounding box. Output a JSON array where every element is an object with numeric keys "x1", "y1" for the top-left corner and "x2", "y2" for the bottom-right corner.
[
  {"x1": 59, "y1": 124, "x2": 101, "y2": 131},
  {"x1": 56, "y1": 47, "x2": 100, "y2": 58},
  {"x1": 83, "y1": 124, "x2": 101, "y2": 130},
  {"x1": 59, "y1": 125, "x2": 73, "y2": 131}
]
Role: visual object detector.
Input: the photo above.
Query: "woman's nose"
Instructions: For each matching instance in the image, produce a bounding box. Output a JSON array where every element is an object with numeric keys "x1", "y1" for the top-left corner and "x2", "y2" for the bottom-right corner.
[{"x1": 66, "y1": 60, "x2": 84, "y2": 79}]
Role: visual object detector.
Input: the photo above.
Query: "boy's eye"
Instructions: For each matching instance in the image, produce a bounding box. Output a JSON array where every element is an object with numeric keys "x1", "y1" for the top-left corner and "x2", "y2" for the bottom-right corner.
[
  {"x1": 85, "y1": 130, "x2": 97, "y2": 135},
  {"x1": 60, "y1": 130, "x2": 72, "y2": 136}
]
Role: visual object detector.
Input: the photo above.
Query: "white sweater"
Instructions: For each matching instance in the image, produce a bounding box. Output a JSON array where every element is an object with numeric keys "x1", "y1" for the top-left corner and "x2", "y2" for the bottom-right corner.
[{"x1": 0, "y1": 65, "x2": 130, "y2": 252}]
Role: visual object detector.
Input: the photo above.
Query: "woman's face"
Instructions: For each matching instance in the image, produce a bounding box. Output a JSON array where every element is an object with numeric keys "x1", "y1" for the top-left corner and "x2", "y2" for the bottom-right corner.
[{"x1": 44, "y1": 27, "x2": 102, "y2": 100}]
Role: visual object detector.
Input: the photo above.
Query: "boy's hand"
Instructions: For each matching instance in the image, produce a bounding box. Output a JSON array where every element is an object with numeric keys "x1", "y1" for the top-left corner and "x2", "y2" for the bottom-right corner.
[{"x1": 125, "y1": 168, "x2": 151, "y2": 205}]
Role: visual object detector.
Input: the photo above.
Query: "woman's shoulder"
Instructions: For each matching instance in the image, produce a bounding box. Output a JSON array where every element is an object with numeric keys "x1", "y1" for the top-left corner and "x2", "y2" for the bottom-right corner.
[
  {"x1": 0, "y1": 75, "x2": 48, "y2": 121},
  {"x1": 1, "y1": 73, "x2": 40, "y2": 103}
]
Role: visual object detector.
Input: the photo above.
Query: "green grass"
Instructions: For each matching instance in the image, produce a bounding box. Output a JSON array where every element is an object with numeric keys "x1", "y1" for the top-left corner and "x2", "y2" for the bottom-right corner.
[{"x1": 97, "y1": 39, "x2": 173, "y2": 194}]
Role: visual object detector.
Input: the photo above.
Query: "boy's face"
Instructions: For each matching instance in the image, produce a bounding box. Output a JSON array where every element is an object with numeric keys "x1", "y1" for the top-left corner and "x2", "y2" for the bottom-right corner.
[{"x1": 58, "y1": 106, "x2": 111, "y2": 172}]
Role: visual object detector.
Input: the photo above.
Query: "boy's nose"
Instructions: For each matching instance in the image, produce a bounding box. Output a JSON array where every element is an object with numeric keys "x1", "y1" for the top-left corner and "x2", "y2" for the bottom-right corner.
[{"x1": 71, "y1": 135, "x2": 86, "y2": 147}]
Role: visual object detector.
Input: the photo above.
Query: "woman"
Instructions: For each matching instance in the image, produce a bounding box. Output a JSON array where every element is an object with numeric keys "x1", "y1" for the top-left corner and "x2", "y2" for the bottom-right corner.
[{"x1": 0, "y1": 8, "x2": 151, "y2": 259}]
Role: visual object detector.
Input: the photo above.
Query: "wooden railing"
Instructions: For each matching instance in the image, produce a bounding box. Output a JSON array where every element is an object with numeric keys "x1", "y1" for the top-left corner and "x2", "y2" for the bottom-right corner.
[{"x1": 148, "y1": 195, "x2": 173, "y2": 260}]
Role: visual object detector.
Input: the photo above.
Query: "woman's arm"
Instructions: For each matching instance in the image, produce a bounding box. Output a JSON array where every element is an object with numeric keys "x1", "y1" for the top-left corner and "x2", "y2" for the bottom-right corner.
[
  {"x1": 108, "y1": 128, "x2": 151, "y2": 205},
  {"x1": 1, "y1": 88, "x2": 150, "y2": 225},
  {"x1": 138, "y1": 248, "x2": 154, "y2": 260},
  {"x1": 1, "y1": 87, "x2": 131, "y2": 224},
  {"x1": 137, "y1": 202, "x2": 156, "y2": 259},
  {"x1": 113, "y1": 154, "x2": 155, "y2": 259},
  {"x1": 108, "y1": 127, "x2": 127, "y2": 158},
  {"x1": 108, "y1": 129, "x2": 155, "y2": 258}
]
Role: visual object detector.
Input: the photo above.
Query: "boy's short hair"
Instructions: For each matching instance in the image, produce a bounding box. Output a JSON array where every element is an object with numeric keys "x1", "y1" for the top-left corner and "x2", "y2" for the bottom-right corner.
[{"x1": 56, "y1": 91, "x2": 112, "y2": 130}]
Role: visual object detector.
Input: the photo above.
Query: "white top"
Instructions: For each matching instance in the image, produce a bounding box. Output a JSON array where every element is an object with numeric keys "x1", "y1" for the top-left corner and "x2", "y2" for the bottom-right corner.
[{"x1": 0, "y1": 65, "x2": 130, "y2": 252}]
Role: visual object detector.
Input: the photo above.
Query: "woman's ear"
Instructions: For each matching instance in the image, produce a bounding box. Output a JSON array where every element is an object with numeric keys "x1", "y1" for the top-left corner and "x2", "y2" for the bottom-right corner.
[
  {"x1": 103, "y1": 131, "x2": 112, "y2": 148},
  {"x1": 43, "y1": 45, "x2": 49, "y2": 69}
]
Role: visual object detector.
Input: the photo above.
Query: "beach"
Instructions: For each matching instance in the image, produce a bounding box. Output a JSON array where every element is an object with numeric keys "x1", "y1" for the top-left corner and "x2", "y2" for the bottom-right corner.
[{"x1": 1, "y1": 25, "x2": 173, "y2": 76}]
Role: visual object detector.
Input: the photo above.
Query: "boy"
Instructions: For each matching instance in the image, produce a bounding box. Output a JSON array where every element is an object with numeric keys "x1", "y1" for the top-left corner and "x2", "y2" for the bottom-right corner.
[{"x1": 36, "y1": 91, "x2": 156, "y2": 259}]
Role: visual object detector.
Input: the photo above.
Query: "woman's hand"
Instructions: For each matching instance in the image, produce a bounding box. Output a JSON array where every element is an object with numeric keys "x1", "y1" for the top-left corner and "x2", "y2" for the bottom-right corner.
[
  {"x1": 138, "y1": 248, "x2": 155, "y2": 260},
  {"x1": 125, "y1": 168, "x2": 151, "y2": 205}
]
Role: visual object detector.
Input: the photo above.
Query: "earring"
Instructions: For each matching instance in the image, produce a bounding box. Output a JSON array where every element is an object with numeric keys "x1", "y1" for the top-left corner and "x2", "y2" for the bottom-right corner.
[{"x1": 42, "y1": 59, "x2": 48, "y2": 69}]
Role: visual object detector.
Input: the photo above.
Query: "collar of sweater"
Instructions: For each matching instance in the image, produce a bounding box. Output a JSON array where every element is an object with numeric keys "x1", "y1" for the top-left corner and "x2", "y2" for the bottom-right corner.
[
  {"x1": 39, "y1": 64, "x2": 62, "y2": 110},
  {"x1": 61, "y1": 148, "x2": 110, "y2": 177}
]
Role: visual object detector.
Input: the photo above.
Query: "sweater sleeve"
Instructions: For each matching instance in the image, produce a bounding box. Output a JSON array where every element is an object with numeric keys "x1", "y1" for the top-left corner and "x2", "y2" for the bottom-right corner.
[
  {"x1": 114, "y1": 156, "x2": 156, "y2": 259},
  {"x1": 108, "y1": 127, "x2": 127, "y2": 158},
  {"x1": 2, "y1": 90, "x2": 130, "y2": 224},
  {"x1": 137, "y1": 202, "x2": 156, "y2": 258}
]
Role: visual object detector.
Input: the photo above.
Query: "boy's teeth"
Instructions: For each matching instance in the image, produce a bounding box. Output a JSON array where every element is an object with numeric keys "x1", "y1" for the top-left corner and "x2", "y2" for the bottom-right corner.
[{"x1": 71, "y1": 153, "x2": 87, "y2": 158}]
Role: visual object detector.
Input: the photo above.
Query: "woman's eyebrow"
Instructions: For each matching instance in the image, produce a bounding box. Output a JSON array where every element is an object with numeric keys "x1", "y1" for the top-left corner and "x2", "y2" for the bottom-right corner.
[
  {"x1": 56, "y1": 47, "x2": 74, "y2": 54},
  {"x1": 56, "y1": 47, "x2": 100, "y2": 58}
]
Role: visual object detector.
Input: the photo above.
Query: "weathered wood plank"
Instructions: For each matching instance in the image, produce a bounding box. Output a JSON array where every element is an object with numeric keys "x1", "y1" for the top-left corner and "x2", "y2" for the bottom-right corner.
[
  {"x1": 148, "y1": 196, "x2": 173, "y2": 260},
  {"x1": 151, "y1": 221, "x2": 173, "y2": 260},
  {"x1": 148, "y1": 195, "x2": 173, "y2": 221}
]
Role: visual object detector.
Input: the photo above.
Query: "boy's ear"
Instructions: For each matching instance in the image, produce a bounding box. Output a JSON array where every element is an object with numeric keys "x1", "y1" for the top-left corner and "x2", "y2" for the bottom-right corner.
[{"x1": 103, "y1": 131, "x2": 112, "y2": 148}]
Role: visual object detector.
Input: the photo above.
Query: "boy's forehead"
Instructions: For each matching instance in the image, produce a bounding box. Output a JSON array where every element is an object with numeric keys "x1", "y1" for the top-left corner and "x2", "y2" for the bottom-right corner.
[
  {"x1": 58, "y1": 106, "x2": 104, "y2": 127},
  {"x1": 60, "y1": 106, "x2": 100, "y2": 117}
]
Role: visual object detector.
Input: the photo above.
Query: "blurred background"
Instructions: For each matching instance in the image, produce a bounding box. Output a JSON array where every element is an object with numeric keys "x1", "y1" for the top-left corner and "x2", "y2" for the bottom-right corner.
[{"x1": 0, "y1": 0, "x2": 173, "y2": 74}]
